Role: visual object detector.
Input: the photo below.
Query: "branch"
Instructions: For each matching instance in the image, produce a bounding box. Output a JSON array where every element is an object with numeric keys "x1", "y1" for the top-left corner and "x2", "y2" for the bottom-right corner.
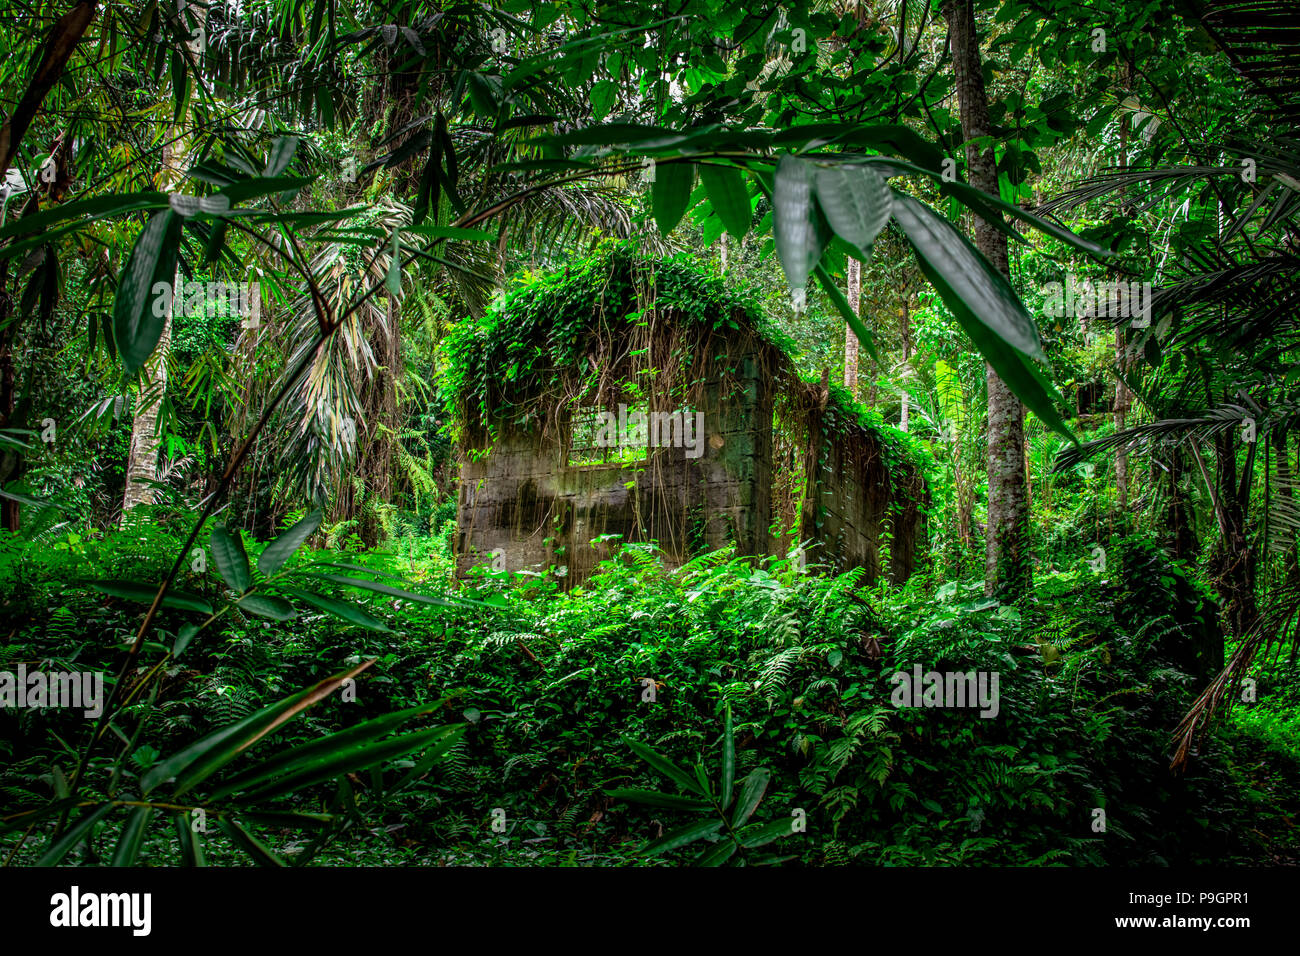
[{"x1": 0, "y1": 0, "x2": 98, "y2": 174}]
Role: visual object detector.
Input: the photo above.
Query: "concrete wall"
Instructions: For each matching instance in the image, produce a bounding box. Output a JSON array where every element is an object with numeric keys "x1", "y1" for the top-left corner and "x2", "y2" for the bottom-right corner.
[
  {"x1": 456, "y1": 352, "x2": 774, "y2": 582},
  {"x1": 455, "y1": 330, "x2": 924, "y2": 587}
]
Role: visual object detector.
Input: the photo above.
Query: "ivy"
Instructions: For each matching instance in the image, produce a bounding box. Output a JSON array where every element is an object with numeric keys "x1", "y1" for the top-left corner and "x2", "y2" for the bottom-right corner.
[{"x1": 440, "y1": 240, "x2": 932, "y2": 492}]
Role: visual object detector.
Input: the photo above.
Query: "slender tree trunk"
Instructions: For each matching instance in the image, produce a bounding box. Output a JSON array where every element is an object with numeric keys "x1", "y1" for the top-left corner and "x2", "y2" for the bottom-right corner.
[
  {"x1": 1211, "y1": 429, "x2": 1258, "y2": 636},
  {"x1": 899, "y1": 297, "x2": 911, "y2": 432},
  {"x1": 1165, "y1": 448, "x2": 1198, "y2": 560},
  {"x1": 123, "y1": 179, "x2": 176, "y2": 513},
  {"x1": 123, "y1": 0, "x2": 203, "y2": 516},
  {"x1": 942, "y1": 0, "x2": 1030, "y2": 598},
  {"x1": 122, "y1": 313, "x2": 171, "y2": 512},
  {"x1": 844, "y1": 256, "x2": 861, "y2": 393},
  {"x1": 1278, "y1": 429, "x2": 1297, "y2": 559}
]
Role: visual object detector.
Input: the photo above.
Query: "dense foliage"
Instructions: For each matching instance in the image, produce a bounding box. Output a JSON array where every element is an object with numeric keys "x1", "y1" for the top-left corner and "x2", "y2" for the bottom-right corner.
[{"x1": 1, "y1": 0, "x2": 1298, "y2": 869}]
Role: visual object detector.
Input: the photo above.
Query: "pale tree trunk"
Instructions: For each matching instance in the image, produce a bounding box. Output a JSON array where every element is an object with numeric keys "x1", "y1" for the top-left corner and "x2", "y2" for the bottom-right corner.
[
  {"x1": 719, "y1": 234, "x2": 729, "y2": 274},
  {"x1": 844, "y1": 256, "x2": 861, "y2": 393},
  {"x1": 122, "y1": 312, "x2": 172, "y2": 512},
  {"x1": 942, "y1": 0, "x2": 1031, "y2": 599},
  {"x1": 899, "y1": 297, "x2": 911, "y2": 432},
  {"x1": 122, "y1": 0, "x2": 203, "y2": 516}
]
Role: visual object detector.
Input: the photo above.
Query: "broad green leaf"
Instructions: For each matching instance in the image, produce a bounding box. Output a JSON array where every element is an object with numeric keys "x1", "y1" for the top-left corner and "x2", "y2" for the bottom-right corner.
[
  {"x1": 852, "y1": 155, "x2": 1110, "y2": 257},
  {"x1": 263, "y1": 136, "x2": 299, "y2": 177},
  {"x1": 625, "y1": 737, "x2": 707, "y2": 796},
  {"x1": 639, "y1": 818, "x2": 723, "y2": 856},
  {"x1": 773, "y1": 123, "x2": 945, "y2": 172},
  {"x1": 110, "y1": 806, "x2": 154, "y2": 866},
  {"x1": 218, "y1": 175, "x2": 313, "y2": 207},
  {"x1": 258, "y1": 510, "x2": 321, "y2": 575},
  {"x1": 693, "y1": 760, "x2": 713, "y2": 798},
  {"x1": 173, "y1": 622, "x2": 200, "y2": 657},
  {"x1": 236, "y1": 593, "x2": 297, "y2": 621},
  {"x1": 302, "y1": 560, "x2": 405, "y2": 581},
  {"x1": 891, "y1": 192, "x2": 1045, "y2": 361},
  {"x1": 87, "y1": 580, "x2": 213, "y2": 614},
  {"x1": 841, "y1": 124, "x2": 946, "y2": 171},
  {"x1": 113, "y1": 210, "x2": 183, "y2": 374},
  {"x1": 403, "y1": 224, "x2": 496, "y2": 242},
  {"x1": 174, "y1": 810, "x2": 206, "y2": 866},
  {"x1": 386, "y1": 232, "x2": 401, "y2": 296},
  {"x1": 774, "y1": 155, "x2": 829, "y2": 293},
  {"x1": 282, "y1": 588, "x2": 390, "y2": 632},
  {"x1": 210, "y1": 526, "x2": 251, "y2": 592},
  {"x1": 698, "y1": 163, "x2": 751, "y2": 240},
  {"x1": 317, "y1": 573, "x2": 479, "y2": 608},
  {"x1": 814, "y1": 163, "x2": 892, "y2": 256},
  {"x1": 913, "y1": 246, "x2": 1072, "y2": 438},
  {"x1": 652, "y1": 161, "x2": 694, "y2": 235},
  {"x1": 549, "y1": 123, "x2": 677, "y2": 146},
  {"x1": 384, "y1": 725, "x2": 465, "y2": 797},
  {"x1": 892, "y1": 193, "x2": 1073, "y2": 440},
  {"x1": 0, "y1": 192, "x2": 169, "y2": 243},
  {"x1": 242, "y1": 810, "x2": 336, "y2": 831},
  {"x1": 730, "y1": 768, "x2": 770, "y2": 828}
]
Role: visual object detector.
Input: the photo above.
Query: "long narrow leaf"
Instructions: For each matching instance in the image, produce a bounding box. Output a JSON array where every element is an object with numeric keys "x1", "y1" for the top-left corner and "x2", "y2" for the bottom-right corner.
[
  {"x1": 35, "y1": 804, "x2": 114, "y2": 866},
  {"x1": 110, "y1": 806, "x2": 154, "y2": 866},
  {"x1": 624, "y1": 738, "x2": 707, "y2": 796},
  {"x1": 639, "y1": 818, "x2": 723, "y2": 856},
  {"x1": 730, "y1": 768, "x2": 770, "y2": 828},
  {"x1": 141, "y1": 661, "x2": 373, "y2": 797},
  {"x1": 258, "y1": 511, "x2": 322, "y2": 575}
]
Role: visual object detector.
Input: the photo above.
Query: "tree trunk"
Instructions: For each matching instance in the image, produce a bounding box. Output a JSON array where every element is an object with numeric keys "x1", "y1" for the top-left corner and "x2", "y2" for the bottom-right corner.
[
  {"x1": 1211, "y1": 429, "x2": 1258, "y2": 636},
  {"x1": 844, "y1": 256, "x2": 861, "y2": 393},
  {"x1": 899, "y1": 297, "x2": 911, "y2": 432},
  {"x1": 122, "y1": 0, "x2": 203, "y2": 517},
  {"x1": 942, "y1": 0, "x2": 1031, "y2": 598},
  {"x1": 1164, "y1": 447, "x2": 1198, "y2": 560}
]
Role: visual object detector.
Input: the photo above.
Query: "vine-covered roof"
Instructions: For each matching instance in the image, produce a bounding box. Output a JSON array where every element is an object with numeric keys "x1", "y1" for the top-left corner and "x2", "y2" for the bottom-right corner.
[{"x1": 440, "y1": 241, "x2": 933, "y2": 480}]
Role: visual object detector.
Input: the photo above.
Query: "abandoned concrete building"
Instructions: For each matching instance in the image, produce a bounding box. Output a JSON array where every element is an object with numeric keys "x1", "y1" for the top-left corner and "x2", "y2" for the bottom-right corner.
[{"x1": 445, "y1": 244, "x2": 928, "y2": 586}]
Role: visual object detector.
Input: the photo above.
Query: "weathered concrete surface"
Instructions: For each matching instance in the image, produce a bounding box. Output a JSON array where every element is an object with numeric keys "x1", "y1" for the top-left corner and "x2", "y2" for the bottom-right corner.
[{"x1": 455, "y1": 312, "x2": 924, "y2": 587}]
